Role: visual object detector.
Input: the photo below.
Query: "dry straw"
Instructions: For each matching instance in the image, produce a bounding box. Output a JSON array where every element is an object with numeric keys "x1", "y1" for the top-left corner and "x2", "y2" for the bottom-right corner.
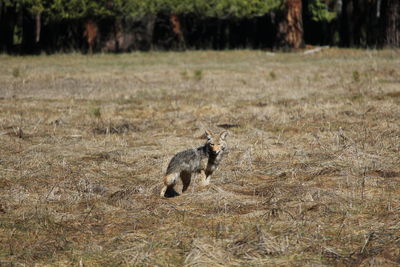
[{"x1": 0, "y1": 49, "x2": 399, "y2": 265}]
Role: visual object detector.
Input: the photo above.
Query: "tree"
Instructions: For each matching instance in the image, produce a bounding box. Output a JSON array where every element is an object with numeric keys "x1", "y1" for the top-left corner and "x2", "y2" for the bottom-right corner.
[
  {"x1": 384, "y1": 0, "x2": 400, "y2": 47},
  {"x1": 278, "y1": 0, "x2": 304, "y2": 49}
]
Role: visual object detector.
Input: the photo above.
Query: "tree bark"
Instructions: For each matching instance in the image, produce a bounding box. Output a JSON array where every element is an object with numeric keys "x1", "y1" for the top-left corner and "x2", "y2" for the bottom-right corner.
[
  {"x1": 0, "y1": 4, "x2": 17, "y2": 53},
  {"x1": 278, "y1": 0, "x2": 304, "y2": 49},
  {"x1": 169, "y1": 14, "x2": 185, "y2": 50},
  {"x1": 83, "y1": 20, "x2": 97, "y2": 54},
  {"x1": 35, "y1": 12, "x2": 41, "y2": 43},
  {"x1": 385, "y1": 0, "x2": 400, "y2": 47},
  {"x1": 144, "y1": 14, "x2": 156, "y2": 50}
]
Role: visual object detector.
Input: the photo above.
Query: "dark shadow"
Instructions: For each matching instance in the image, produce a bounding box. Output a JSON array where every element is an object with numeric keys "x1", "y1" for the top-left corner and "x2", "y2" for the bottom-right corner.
[{"x1": 164, "y1": 187, "x2": 180, "y2": 198}]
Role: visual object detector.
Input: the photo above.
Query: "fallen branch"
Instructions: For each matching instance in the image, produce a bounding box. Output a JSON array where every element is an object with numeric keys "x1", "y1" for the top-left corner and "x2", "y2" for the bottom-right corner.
[{"x1": 303, "y1": 46, "x2": 330, "y2": 55}]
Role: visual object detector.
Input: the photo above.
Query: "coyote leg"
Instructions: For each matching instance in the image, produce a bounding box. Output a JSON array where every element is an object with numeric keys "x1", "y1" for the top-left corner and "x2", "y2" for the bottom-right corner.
[
  {"x1": 160, "y1": 172, "x2": 179, "y2": 197},
  {"x1": 181, "y1": 171, "x2": 192, "y2": 193},
  {"x1": 199, "y1": 170, "x2": 209, "y2": 186},
  {"x1": 160, "y1": 185, "x2": 168, "y2": 198},
  {"x1": 203, "y1": 164, "x2": 216, "y2": 186},
  {"x1": 204, "y1": 175, "x2": 212, "y2": 185}
]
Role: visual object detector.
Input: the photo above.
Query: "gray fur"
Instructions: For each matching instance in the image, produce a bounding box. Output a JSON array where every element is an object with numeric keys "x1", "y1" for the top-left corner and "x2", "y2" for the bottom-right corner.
[
  {"x1": 160, "y1": 130, "x2": 228, "y2": 198},
  {"x1": 205, "y1": 150, "x2": 225, "y2": 177},
  {"x1": 166, "y1": 145, "x2": 209, "y2": 175}
]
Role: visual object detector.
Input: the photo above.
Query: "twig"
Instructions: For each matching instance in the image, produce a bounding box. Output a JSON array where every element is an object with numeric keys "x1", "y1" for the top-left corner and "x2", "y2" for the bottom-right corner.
[
  {"x1": 83, "y1": 204, "x2": 96, "y2": 222},
  {"x1": 303, "y1": 46, "x2": 330, "y2": 55},
  {"x1": 360, "y1": 232, "x2": 374, "y2": 254}
]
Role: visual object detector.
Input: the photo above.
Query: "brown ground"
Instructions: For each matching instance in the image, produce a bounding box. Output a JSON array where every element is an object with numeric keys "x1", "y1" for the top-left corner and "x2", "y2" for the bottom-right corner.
[{"x1": 0, "y1": 49, "x2": 399, "y2": 266}]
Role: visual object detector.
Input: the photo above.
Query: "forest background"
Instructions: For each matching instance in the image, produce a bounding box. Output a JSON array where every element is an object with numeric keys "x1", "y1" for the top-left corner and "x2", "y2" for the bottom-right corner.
[
  {"x1": 0, "y1": 0, "x2": 399, "y2": 54},
  {"x1": 1, "y1": 1, "x2": 400, "y2": 266}
]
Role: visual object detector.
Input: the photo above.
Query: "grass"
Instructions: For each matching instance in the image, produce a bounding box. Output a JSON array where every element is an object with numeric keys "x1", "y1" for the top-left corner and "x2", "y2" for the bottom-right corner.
[{"x1": 0, "y1": 49, "x2": 400, "y2": 266}]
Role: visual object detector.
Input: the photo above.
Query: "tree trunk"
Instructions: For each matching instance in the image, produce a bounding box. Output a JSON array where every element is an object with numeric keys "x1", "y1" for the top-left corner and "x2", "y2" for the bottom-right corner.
[
  {"x1": 83, "y1": 20, "x2": 97, "y2": 54},
  {"x1": 385, "y1": 0, "x2": 400, "y2": 47},
  {"x1": 114, "y1": 18, "x2": 123, "y2": 52},
  {"x1": 35, "y1": 12, "x2": 41, "y2": 43},
  {"x1": 144, "y1": 14, "x2": 156, "y2": 50},
  {"x1": 0, "y1": 2, "x2": 4, "y2": 52},
  {"x1": 277, "y1": 0, "x2": 304, "y2": 49},
  {"x1": 346, "y1": 0, "x2": 355, "y2": 46},
  {"x1": 0, "y1": 3, "x2": 17, "y2": 53},
  {"x1": 22, "y1": 8, "x2": 37, "y2": 54},
  {"x1": 169, "y1": 14, "x2": 185, "y2": 50}
]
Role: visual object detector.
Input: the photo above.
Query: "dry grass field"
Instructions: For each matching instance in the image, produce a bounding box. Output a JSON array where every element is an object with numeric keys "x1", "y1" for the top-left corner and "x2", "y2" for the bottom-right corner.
[{"x1": 0, "y1": 49, "x2": 400, "y2": 266}]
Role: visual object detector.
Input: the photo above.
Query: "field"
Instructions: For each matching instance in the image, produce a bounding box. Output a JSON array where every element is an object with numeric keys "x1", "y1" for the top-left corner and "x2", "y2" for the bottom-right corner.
[{"x1": 1, "y1": 49, "x2": 400, "y2": 266}]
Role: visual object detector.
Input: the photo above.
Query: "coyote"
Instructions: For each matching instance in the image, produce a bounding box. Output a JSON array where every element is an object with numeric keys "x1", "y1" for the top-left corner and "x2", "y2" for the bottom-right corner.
[{"x1": 160, "y1": 130, "x2": 228, "y2": 198}]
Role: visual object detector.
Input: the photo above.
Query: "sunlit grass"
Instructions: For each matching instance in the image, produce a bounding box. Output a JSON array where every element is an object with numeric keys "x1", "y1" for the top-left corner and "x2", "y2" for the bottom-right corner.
[{"x1": 0, "y1": 49, "x2": 399, "y2": 265}]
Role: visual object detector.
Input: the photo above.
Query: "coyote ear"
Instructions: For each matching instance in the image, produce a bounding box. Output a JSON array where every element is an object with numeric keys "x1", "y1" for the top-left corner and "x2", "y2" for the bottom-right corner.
[
  {"x1": 205, "y1": 130, "x2": 213, "y2": 140},
  {"x1": 219, "y1": 131, "x2": 228, "y2": 140}
]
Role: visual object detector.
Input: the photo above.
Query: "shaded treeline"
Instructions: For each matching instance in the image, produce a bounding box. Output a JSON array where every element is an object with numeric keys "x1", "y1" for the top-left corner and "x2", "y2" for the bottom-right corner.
[{"x1": 0, "y1": 0, "x2": 399, "y2": 54}]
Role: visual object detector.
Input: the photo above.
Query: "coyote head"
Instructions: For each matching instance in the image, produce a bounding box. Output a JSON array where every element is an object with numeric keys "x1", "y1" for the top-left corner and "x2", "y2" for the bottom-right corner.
[{"x1": 205, "y1": 130, "x2": 228, "y2": 155}]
